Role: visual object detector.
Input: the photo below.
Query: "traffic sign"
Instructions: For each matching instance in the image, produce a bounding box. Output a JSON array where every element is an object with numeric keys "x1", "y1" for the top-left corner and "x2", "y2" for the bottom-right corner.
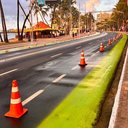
[{"x1": 37, "y1": 0, "x2": 45, "y2": 6}]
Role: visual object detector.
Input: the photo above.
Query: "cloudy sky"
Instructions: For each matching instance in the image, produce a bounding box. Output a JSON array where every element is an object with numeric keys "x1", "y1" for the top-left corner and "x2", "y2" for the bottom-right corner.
[{"x1": 0, "y1": 0, "x2": 118, "y2": 30}]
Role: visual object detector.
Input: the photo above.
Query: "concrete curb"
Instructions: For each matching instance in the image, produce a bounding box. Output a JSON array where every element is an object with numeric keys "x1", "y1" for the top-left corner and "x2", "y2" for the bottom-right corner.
[{"x1": 108, "y1": 48, "x2": 128, "y2": 128}]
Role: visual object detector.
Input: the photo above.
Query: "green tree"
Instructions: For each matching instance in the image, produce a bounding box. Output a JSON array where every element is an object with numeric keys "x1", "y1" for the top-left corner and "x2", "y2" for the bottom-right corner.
[
  {"x1": 52, "y1": 0, "x2": 76, "y2": 34},
  {"x1": 81, "y1": 13, "x2": 94, "y2": 31},
  {"x1": 110, "y1": 0, "x2": 128, "y2": 30}
]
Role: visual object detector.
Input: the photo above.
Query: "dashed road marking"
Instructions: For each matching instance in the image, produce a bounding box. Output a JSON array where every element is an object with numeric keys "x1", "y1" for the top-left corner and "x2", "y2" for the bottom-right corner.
[
  {"x1": 90, "y1": 51, "x2": 99, "y2": 58},
  {"x1": 22, "y1": 90, "x2": 44, "y2": 106},
  {"x1": 51, "y1": 53, "x2": 63, "y2": 58},
  {"x1": 71, "y1": 65, "x2": 79, "y2": 70},
  {"x1": 52, "y1": 74, "x2": 66, "y2": 83},
  {"x1": 75, "y1": 46, "x2": 81, "y2": 49},
  {"x1": 0, "y1": 33, "x2": 107, "y2": 63},
  {"x1": 0, "y1": 69, "x2": 18, "y2": 77}
]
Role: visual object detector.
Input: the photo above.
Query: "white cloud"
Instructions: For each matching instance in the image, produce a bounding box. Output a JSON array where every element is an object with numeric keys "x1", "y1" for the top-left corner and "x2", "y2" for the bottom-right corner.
[{"x1": 0, "y1": 0, "x2": 119, "y2": 30}]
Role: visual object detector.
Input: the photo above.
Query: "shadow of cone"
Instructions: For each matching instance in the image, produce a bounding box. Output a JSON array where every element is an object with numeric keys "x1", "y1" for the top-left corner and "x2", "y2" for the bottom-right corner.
[
  {"x1": 79, "y1": 50, "x2": 87, "y2": 67},
  {"x1": 113, "y1": 37, "x2": 116, "y2": 42},
  {"x1": 99, "y1": 43, "x2": 104, "y2": 52},
  {"x1": 108, "y1": 39, "x2": 112, "y2": 45},
  {"x1": 4, "y1": 80, "x2": 28, "y2": 118}
]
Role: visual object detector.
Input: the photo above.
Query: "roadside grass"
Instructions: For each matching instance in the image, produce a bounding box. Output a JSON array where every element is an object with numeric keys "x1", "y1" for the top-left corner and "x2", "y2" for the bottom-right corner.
[
  {"x1": 38, "y1": 35, "x2": 128, "y2": 128},
  {"x1": 95, "y1": 36, "x2": 128, "y2": 128}
]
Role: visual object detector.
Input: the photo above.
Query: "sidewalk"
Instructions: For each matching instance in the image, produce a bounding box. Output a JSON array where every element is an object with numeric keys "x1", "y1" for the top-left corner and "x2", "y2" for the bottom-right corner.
[
  {"x1": 0, "y1": 32, "x2": 97, "y2": 54},
  {"x1": 114, "y1": 48, "x2": 128, "y2": 128},
  {"x1": 108, "y1": 43, "x2": 128, "y2": 128}
]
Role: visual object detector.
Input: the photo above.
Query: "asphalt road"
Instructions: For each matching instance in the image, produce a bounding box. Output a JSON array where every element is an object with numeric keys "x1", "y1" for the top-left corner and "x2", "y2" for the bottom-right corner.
[{"x1": 0, "y1": 32, "x2": 119, "y2": 128}]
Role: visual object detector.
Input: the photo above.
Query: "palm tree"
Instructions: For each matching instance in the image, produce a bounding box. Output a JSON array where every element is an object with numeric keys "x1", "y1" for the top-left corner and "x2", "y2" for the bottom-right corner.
[
  {"x1": 52, "y1": 0, "x2": 76, "y2": 34},
  {"x1": 0, "y1": 0, "x2": 9, "y2": 42},
  {"x1": 16, "y1": 0, "x2": 34, "y2": 41},
  {"x1": 45, "y1": 0, "x2": 61, "y2": 28},
  {"x1": 33, "y1": 1, "x2": 49, "y2": 25}
]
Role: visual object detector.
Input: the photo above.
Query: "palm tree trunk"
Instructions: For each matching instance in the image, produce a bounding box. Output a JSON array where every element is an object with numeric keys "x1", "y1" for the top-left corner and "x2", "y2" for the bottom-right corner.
[
  {"x1": 19, "y1": 1, "x2": 32, "y2": 40},
  {"x1": 20, "y1": 5, "x2": 34, "y2": 40},
  {"x1": 0, "y1": 33, "x2": 3, "y2": 42},
  {"x1": 39, "y1": 11, "x2": 49, "y2": 25},
  {"x1": 17, "y1": 0, "x2": 21, "y2": 40},
  {"x1": 19, "y1": 2, "x2": 31, "y2": 24},
  {"x1": 36, "y1": 13, "x2": 38, "y2": 24},
  {"x1": 20, "y1": 11, "x2": 31, "y2": 40},
  {"x1": 43, "y1": 16, "x2": 49, "y2": 26},
  {"x1": 0, "y1": 0, "x2": 9, "y2": 43},
  {"x1": 51, "y1": 5, "x2": 56, "y2": 28}
]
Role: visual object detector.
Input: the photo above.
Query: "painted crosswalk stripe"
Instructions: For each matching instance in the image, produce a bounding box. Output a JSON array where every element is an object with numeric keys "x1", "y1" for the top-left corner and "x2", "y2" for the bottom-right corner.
[
  {"x1": 22, "y1": 90, "x2": 44, "y2": 106},
  {"x1": 52, "y1": 74, "x2": 66, "y2": 83}
]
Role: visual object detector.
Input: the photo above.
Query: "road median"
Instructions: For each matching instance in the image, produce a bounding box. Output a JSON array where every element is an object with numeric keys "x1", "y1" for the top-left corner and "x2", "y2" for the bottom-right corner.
[{"x1": 38, "y1": 35, "x2": 127, "y2": 128}]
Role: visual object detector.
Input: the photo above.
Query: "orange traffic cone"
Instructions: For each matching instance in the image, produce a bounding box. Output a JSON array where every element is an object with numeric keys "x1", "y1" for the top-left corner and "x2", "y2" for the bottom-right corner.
[
  {"x1": 108, "y1": 39, "x2": 112, "y2": 45},
  {"x1": 5, "y1": 80, "x2": 28, "y2": 118},
  {"x1": 99, "y1": 43, "x2": 104, "y2": 52},
  {"x1": 79, "y1": 50, "x2": 87, "y2": 67}
]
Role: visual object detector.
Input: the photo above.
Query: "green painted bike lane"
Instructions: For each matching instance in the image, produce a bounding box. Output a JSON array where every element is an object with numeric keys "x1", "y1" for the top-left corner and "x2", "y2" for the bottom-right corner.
[{"x1": 38, "y1": 35, "x2": 128, "y2": 128}]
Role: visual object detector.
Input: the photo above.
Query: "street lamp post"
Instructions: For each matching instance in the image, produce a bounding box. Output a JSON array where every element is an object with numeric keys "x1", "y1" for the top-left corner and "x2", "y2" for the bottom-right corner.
[
  {"x1": 29, "y1": 0, "x2": 34, "y2": 42},
  {"x1": 78, "y1": 3, "x2": 81, "y2": 37},
  {"x1": 70, "y1": 2, "x2": 72, "y2": 37}
]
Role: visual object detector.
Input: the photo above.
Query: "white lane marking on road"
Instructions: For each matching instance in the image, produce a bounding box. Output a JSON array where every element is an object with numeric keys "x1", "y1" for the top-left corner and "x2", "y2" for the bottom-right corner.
[
  {"x1": 51, "y1": 53, "x2": 63, "y2": 58},
  {"x1": 0, "y1": 33, "x2": 108, "y2": 63},
  {"x1": 0, "y1": 69, "x2": 18, "y2": 77},
  {"x1": 71, "y1": 65, "x2": 79, "y2": 70},
  {"x1": 90, "y1": 51, "x2": 99, "y2": 58},
  {"x1": 22, "y1": 90, "x2": 44, "y2": 106},
  {"x1": 75, "y1": 46, "x2": 81, "y2": 49},
  {"x1": 0, "y1": 59, "x2": 6, "y2": 63},
  {"x1": 52, "y1": 74, "x2": 66, "y2": 83}
]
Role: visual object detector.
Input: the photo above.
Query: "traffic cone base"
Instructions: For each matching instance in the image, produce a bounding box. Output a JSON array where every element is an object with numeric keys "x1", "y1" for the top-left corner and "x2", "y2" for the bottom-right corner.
[
  {"x1": 5, "y1": 108, "x2": 28, "y2": 118},
  {"x1": 100, "y1": 47, "x2": 104, "y2": 52},
  {"x1": 79, "y1": 63, "x2": 87, "y2": 67}
]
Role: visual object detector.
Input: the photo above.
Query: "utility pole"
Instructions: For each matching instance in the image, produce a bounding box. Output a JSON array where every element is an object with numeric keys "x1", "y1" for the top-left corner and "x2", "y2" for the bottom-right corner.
[
  {"x1": 70, "y1": 2, "x2": 72, "y2": 37},
  {"x1": 85, "y1": 3, "x2": 88, "y2": 32}
]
